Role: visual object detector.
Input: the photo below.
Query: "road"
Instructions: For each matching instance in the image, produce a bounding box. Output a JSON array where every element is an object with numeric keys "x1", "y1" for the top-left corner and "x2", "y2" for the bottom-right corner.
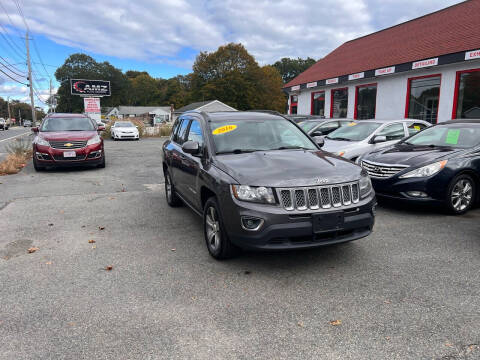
[
  {"x1": 0, "y1": 127, "x2": 32, "y2": 162},
  {"x1": 0, "y1": 138, "x2": 479, "y2": 360}
]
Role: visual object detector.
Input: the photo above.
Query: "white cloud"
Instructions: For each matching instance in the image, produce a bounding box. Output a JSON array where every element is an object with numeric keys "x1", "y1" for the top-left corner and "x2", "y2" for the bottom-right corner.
[{"x1": 0, "y1": 0, "x2": 463, "y2": 85}]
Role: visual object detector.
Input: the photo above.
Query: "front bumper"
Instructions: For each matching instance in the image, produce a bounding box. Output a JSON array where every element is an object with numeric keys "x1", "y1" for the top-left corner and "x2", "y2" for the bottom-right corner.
[
  {"x1": 221, "y1": 193, "x2": 376, "y2": 251},
  {"x1": 114, "y1": 132, "x2": 139, "y2": 139},
  {"x1": 371, "y1": 174, "x2": 451, "y2": 204},
  {"x1": 34, "y1": 143, "x2": 104, "y2": 167}
]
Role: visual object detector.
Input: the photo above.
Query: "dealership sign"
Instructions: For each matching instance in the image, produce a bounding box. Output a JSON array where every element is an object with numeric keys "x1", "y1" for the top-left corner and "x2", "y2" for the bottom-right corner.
[
  {"x1": 326, "y1": 77, "x2": 338, "y2": 85},
  {"x1": 348, "y1": 72, "x2": 364, "y2": 81},
  {"x1": 465, "y1": 49, "x2": 480, "y2": 60},
  {"x1": 412, "y1": 58, "x2": 438, "y2": 69},
  {"x1": 84, "y1": 97, "x2": 101, "y2": 122},
  {"x1": 306, "y1": 82, "x2": 317, "y2": 88},
  {"x1": 71, "y1": 79, "x2": 111, "y2": 96},
  {"x1": 291, "y1": 85, "x2": 300, "y2": 91},
  {"x1": 375, "y1": 66, "x2": 395, "y2": 76}
]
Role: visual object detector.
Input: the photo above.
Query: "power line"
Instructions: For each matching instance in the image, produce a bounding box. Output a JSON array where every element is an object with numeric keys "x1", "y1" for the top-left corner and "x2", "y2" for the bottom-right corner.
[
  {"x1": 10, "y1": 0, "x2": 28, "y2": 30},
  {"x1": 0, "y1": 67, "x2": 28, "y2": 85},
  {"x1": 0, "y1": 0, "x2": 24, "y2": 38},
  {"x1": 0, "y1": 25, "x2": 26, "y2": 59},
  {"x1": 0, "y1": 55, "x2": 26, "y2": 75},
  {"x1": 0, "y1": 59, "x2": 26, "y2": 78},
  {"x1": 32, "y1": 38, "x2": 50, "y2": 79}
]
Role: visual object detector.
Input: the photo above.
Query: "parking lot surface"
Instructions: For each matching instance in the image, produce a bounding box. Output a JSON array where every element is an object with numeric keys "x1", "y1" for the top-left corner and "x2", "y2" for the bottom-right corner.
[{"x1": 0, "y1": 138, "x2": 479, "y2": 360}]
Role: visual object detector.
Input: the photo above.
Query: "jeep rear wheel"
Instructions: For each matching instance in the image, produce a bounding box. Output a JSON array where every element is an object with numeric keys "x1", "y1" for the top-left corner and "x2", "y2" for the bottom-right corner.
[{"x1": 165, "y1": 170, "x2": 182, "y2": 207}]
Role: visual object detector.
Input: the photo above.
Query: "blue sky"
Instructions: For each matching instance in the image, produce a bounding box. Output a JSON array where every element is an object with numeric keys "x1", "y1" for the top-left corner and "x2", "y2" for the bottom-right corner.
[{"x1": 0, "y1": 0, "x2": 462, "y2": 107}]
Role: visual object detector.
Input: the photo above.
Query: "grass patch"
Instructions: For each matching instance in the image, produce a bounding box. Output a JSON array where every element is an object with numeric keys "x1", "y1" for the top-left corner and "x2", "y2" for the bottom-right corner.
[{"x1": 0, "y1": 137, "x2": 32, "y2": 175}]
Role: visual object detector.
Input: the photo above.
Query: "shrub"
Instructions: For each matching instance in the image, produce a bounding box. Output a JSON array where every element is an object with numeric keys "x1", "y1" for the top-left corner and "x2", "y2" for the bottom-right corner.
[{"x1": 0, "y1": 137, "x2": 32, "y2": 175}]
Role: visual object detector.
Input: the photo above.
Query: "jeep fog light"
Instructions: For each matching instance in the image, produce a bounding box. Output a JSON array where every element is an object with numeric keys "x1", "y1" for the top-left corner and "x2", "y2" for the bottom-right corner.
[{"x1": 241, "y1": 216, "x2": 264, "y2": 231}]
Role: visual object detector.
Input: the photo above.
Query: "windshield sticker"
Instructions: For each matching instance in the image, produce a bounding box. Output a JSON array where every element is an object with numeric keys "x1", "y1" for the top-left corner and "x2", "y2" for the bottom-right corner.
[
  {"x1": 414, "y1": 125, "x2": 420, "y2": 131},
  {"x1": 212, "y1": 125, "x2": 237, "y2": 135},
  {"x1": 348, "y1": 122, "x2": 357, "y2": 126},
  {"x1": 445, "y1": 129, "x2": 460, "y2": 145}
]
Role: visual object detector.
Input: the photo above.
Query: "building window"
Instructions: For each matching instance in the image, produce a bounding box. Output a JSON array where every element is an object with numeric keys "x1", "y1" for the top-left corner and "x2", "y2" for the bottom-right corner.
[
  {"x1": 311, "y1": 91, "x2": 325, "y2": 116},
  {"x1": 290, "y1": 95, "x2": 298, "y2": 115},
  {"x1": 355, "y1": 84, "x2": 377, "y2": 119},
  {"x1": 453, "y1": 68, "x2": 480, "y2": 119},
  {"x1": 406, "y1": 75, "x2": 441, "y2": 124},
  {"x1": 330, "y1": 88, "x2": 348, "y2": 118}
]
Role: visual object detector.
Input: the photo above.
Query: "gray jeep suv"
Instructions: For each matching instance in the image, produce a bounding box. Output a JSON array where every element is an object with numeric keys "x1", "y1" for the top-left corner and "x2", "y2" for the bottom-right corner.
[{"x1": 162, "y1": 111, "x2": 376, "y2": 259}]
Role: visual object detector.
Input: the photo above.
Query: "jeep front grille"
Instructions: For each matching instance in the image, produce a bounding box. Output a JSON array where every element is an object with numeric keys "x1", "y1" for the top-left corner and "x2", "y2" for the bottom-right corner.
[
  {"x1": 361, "y1": 160, "x2": 408, "y2": 178},
  {"x1": 277, "y1": 182, "x2": 360, "y2": 211}
]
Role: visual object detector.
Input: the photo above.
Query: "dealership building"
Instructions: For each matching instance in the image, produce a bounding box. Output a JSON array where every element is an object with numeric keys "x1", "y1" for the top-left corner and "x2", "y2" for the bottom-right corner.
[{"x1": 284, "y1": 0, "x2": 480, "y2": 123}]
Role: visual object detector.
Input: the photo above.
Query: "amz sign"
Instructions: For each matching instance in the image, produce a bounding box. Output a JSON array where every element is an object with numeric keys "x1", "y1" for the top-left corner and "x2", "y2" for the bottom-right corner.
[{"x1": 71, "y1": 79, "x2": 111, "y2": 96}]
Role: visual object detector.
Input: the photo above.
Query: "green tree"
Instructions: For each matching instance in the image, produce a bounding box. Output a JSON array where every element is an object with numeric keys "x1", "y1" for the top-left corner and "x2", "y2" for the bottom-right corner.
[
  {"x1": 54, "y1": 53, "x2": 128, "y2": 113},
  {"x1": 273, "y1": 57, "x2": 317, "y2": 83},
  {"x1": 190, "y1": 43, "x2": 285, "y2": 111}
]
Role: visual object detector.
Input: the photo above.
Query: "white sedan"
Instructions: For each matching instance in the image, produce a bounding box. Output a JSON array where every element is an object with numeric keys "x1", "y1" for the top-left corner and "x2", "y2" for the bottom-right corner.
[{"x1": 111, "y1": 121, "x2": 140, "y2": 140}]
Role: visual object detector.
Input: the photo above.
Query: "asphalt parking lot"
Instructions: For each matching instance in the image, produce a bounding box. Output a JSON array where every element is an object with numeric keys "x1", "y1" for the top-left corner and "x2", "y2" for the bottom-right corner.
[{"x1": 0, "y1": 137, "x2": 479, "y2": 360}]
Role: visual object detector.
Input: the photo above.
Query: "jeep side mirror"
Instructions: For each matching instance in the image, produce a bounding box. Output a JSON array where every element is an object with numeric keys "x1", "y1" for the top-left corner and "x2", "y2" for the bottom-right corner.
[
  {"x1": 182, "y1": 140, "x2": 200, "y2": 155},
  {"x1": 98, "y1": 125, "x2": 105, "y2": 131},
  {"x1": 313, "y1": 136, "x2": 324, "y2": 147},
  {"x1": 31, "y1": 127, "x2": 39, "y2": 133},
  {"x1": 372, "y1": 135, "x2": 387, "y2": 144}
]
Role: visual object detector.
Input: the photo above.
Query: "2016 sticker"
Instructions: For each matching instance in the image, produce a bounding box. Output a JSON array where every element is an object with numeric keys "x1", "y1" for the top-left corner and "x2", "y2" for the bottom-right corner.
[{"x1": 212, "y1": 125, "x2": 237, "y2": 135}]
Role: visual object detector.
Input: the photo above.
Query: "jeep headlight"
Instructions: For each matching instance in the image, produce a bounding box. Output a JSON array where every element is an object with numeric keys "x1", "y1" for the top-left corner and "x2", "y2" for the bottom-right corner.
[
  {"x1": 359, "y1": 172, "x2": 373, "y2": 198},
  {"x1": 87, "y1": 134, "x2": 101, "y2": 146},
  {"x1": 231, "y1": 185, "x2": 276, "y2": 204},
  {"x1": 35, "y1": 136, "x2": 49, "y2": 147},
  {"x1": 399, "y1": 160, "x2": 447, "y2": 179}
]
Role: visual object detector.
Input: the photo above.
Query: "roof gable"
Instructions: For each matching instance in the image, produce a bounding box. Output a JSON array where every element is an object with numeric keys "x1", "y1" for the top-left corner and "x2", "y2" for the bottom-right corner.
[{"x1": 285, "y1": 0, "x2": 480, "y2": 88}]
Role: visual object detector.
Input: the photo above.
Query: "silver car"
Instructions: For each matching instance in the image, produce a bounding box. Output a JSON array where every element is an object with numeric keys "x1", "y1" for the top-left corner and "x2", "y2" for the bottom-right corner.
[
  {"x1": 321, "y1": 119, "x2": 431, "y2": 161},
  {"x1": 298, "y1": 118, "x2": 354, "y2": 136}
]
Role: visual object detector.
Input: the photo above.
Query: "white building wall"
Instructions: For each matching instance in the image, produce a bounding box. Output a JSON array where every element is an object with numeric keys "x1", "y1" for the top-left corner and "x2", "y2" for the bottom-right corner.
[{"x1": 288, "y1": 59, "x2": 480, "y2": 123}]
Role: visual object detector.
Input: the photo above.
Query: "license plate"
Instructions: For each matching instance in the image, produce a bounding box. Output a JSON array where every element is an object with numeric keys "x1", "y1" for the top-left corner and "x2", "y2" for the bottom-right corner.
[
  {"x1": 312, "y1": 211, "x2": 344, "y2": 233},
  {"x1": 63, "y1": 151, "x2": 76, "y2": 158}
]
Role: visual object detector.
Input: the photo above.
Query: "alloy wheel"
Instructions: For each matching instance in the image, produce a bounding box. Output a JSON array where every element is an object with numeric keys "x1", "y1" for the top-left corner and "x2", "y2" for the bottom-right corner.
[
  {"x1": 451, "y1": 179, "x2": 473, "y2": 212},
  {"x1": 166, "y1": 173, "x2": 172, "y2": 202},
  {"x1": 205, "y1": 206, "x2": 221, "y2": 252}
]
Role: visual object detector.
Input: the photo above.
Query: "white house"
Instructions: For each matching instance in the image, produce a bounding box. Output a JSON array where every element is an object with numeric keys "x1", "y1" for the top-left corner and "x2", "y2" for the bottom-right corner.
[
  {"x1": 173, "y1": 100, "x2": 236, "y2": 121},
  {"x1": 284, "y1": 1, "x2": 480, "y2": 124}
]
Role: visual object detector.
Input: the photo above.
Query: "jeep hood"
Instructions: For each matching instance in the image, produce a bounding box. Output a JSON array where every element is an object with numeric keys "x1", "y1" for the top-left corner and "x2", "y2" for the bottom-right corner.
[{"x1": 214, "y1": 150, "x2": 363, "y2": 187}]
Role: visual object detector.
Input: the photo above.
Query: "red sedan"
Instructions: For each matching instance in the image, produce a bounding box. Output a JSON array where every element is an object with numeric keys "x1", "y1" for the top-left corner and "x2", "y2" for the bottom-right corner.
[{"x1": 32, "y1": 113, "x2": 106, "y2": 171}]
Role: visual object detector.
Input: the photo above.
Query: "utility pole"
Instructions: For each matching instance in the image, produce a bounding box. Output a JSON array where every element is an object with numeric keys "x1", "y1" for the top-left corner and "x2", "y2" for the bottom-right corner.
[
  {"x1": 18, "y1": 109, "x2": 21, "y2": 126},
  {"x1": 7, "y1": 97, "x2": 11, "y2": 122},
  {"x1": 49, "y1": 79, "x2": 52, "y2": 113},
  {"x1": 25, "y1": 31, "x2": 36, "y2": 125}
]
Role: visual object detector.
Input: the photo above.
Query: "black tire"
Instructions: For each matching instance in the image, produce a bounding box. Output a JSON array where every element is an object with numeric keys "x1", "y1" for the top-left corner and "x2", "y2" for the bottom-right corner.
[
  {"x1": 33, "y1": 156, "x2": 44, "y2": 172},
  {"x1": 97, "y1": 154, "x2": 106, "y2": 168},
  {"x1": 446, "y1": 174, "x2": 476, "y2": 215},
  {"x1": 165, "y1": 170, "x2": 182, "y2": 207},
  {"x1": 203, "y1": 197, "x2": 239, "y2": 260}
]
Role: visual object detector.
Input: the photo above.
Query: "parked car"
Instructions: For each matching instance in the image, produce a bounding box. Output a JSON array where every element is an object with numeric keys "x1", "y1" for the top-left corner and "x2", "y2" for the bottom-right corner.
[
  {"x1": 32, "y1": 113, "x2": 105, "y2": 171},
  {"x1": 111, "y1": 121, "x2": 139, "y2": 140},
  {"x1": 162, "y1": 111, "x2": 376, "y2": 259},
  {"x1": 285, "y1": 114, "x2": 326, "y2": 124},
  {"x1": 359, "y1": 119, "x2": 480, "y2": 214},
  {"x1": 298, "y1": 118, "x2": 354, "y2": 136},
  {"x1": 0, "y1": 117, "x2": 9, "y2": 130},
  {"x1": 321, "y1": 119, "x2": 430, "y2": 161},
  {"x1": 23, "y1": 120, "x2": 32, "y2": 127}
]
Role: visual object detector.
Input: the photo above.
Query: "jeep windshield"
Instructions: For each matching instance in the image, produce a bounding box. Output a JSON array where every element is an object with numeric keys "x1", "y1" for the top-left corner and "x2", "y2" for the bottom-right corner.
[
  {"x1": 327, "y1": 122, "x2": 382, "y2": 141},
  {"x1": 211, "y1": 118, "x2": 317, "y2": 154},
  {"x1": 40, "y1": 117, "x2": 95, "y2": 132}
]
